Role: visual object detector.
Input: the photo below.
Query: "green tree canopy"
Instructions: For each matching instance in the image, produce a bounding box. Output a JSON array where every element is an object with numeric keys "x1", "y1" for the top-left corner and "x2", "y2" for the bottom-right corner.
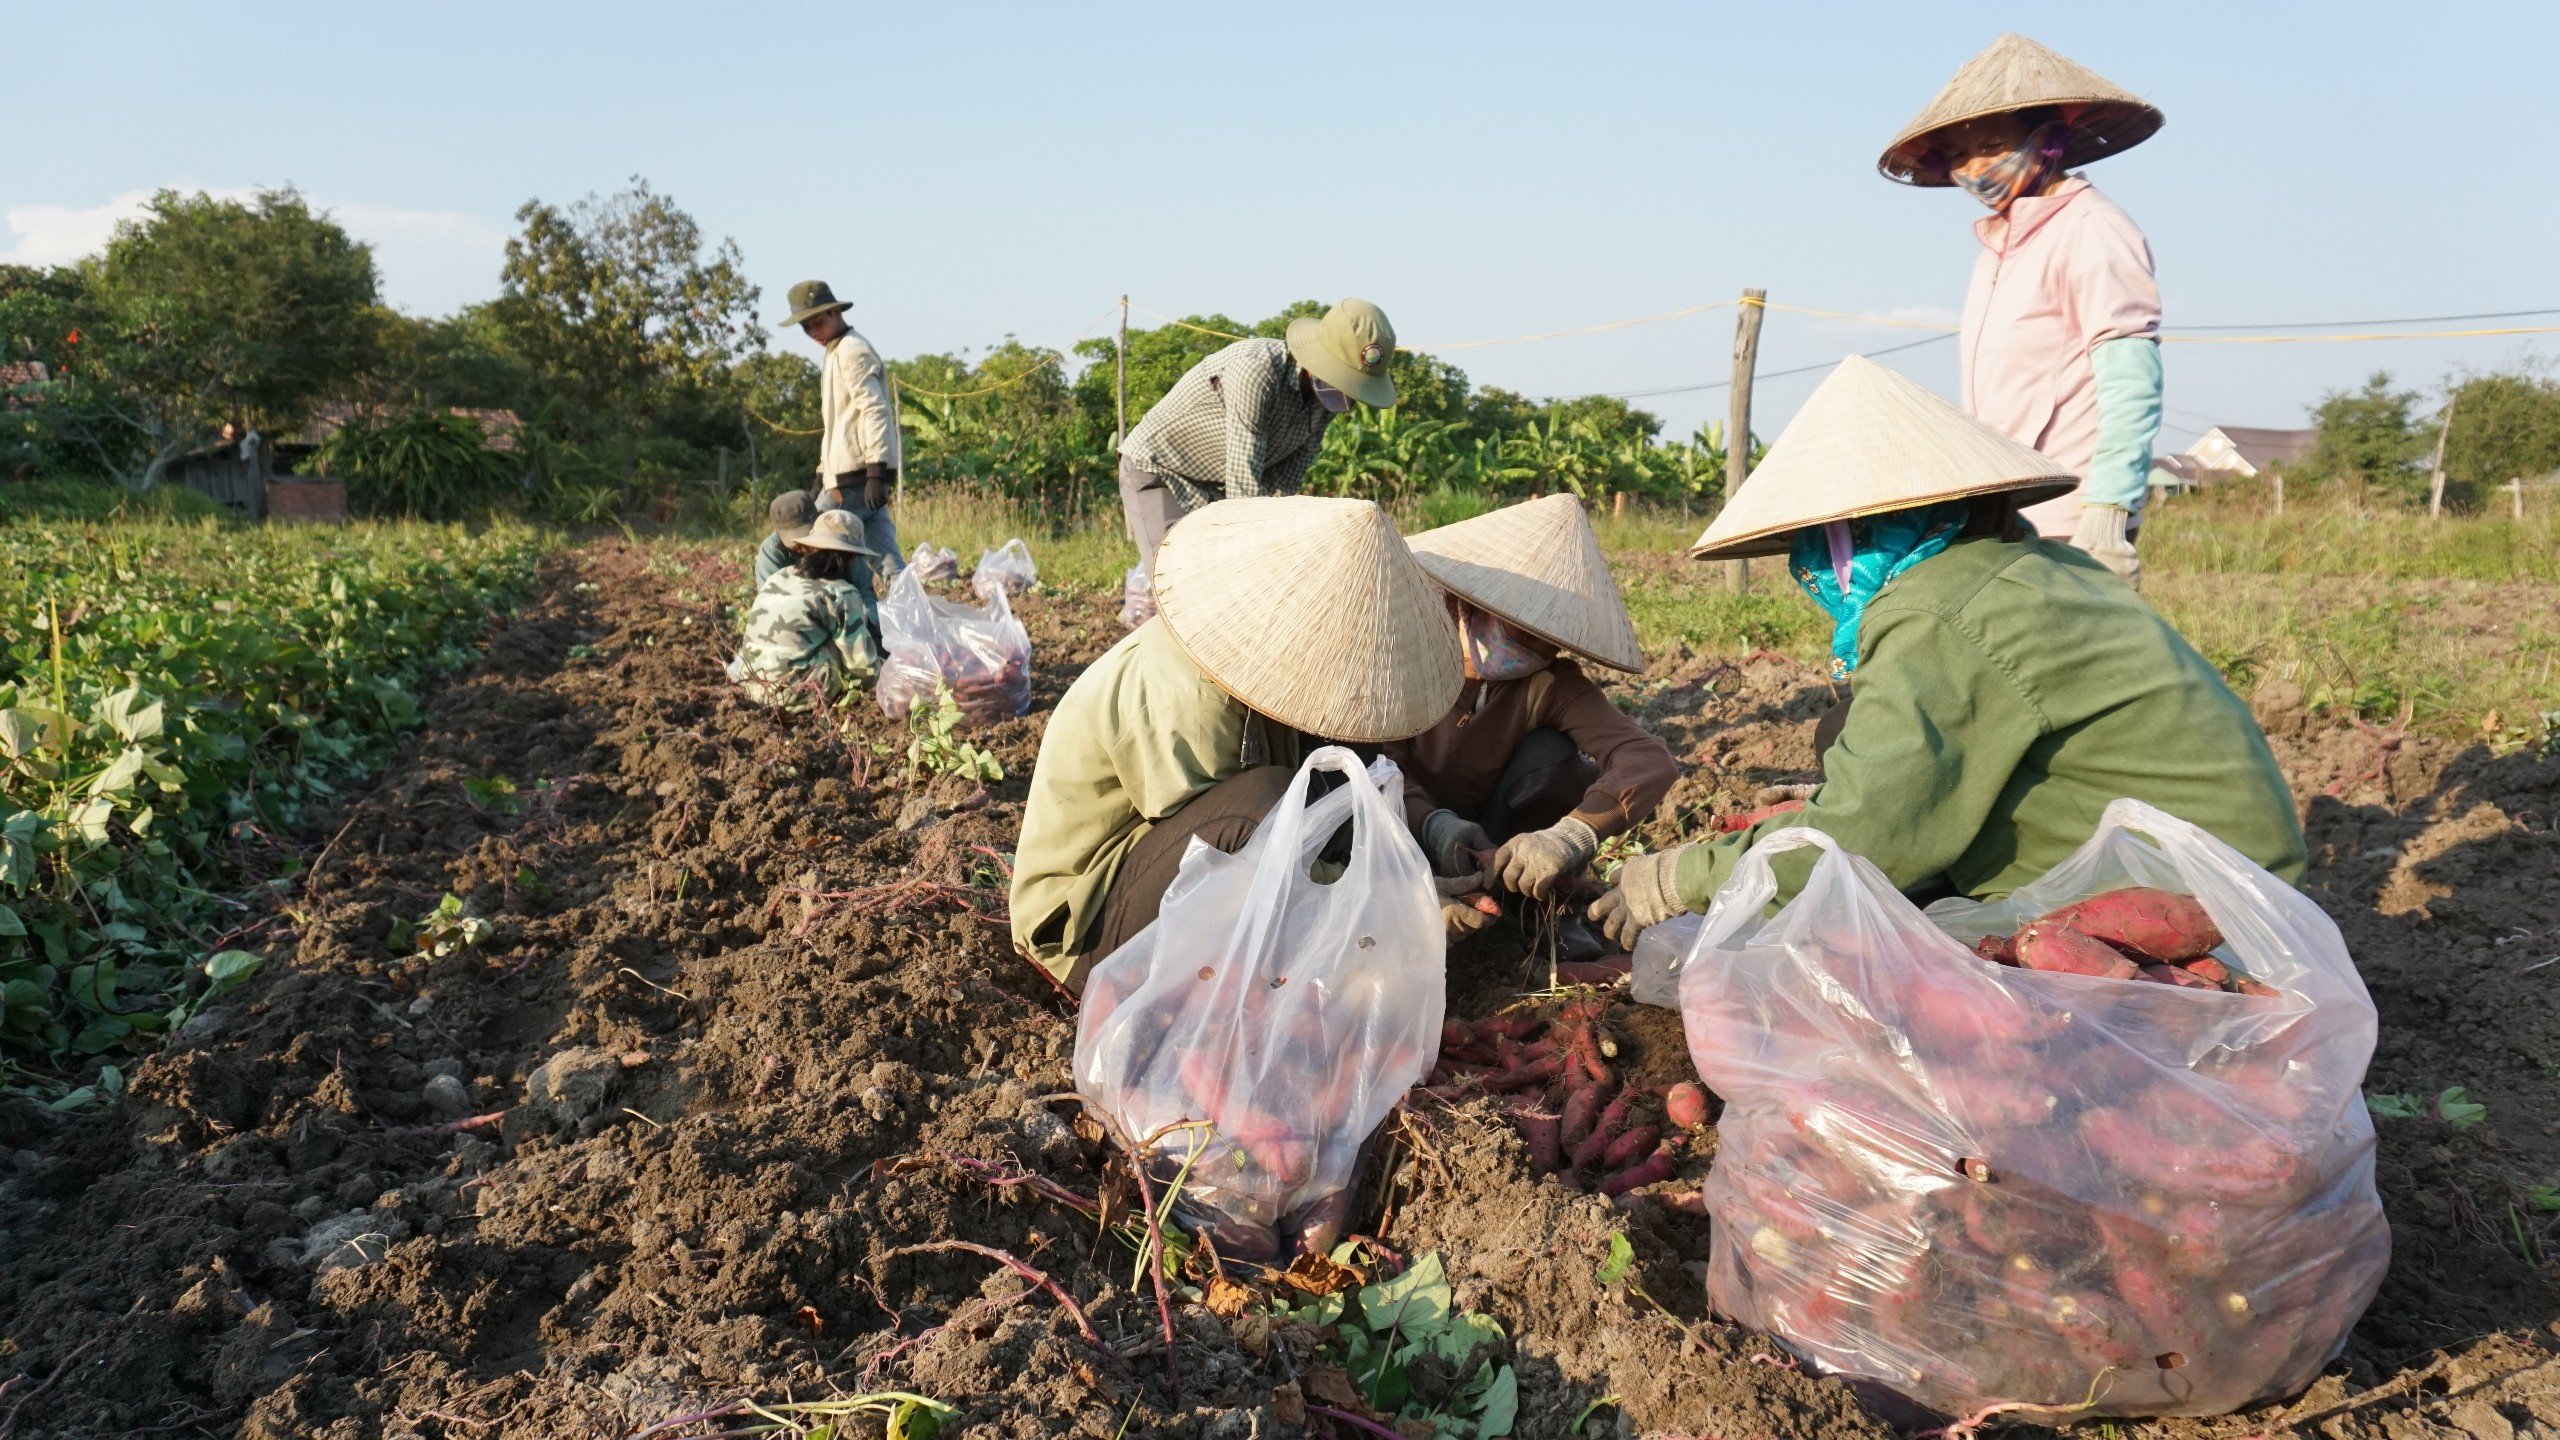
[{"x1": 2294, "y1": 371, "x2": 2427, "y2": 499}]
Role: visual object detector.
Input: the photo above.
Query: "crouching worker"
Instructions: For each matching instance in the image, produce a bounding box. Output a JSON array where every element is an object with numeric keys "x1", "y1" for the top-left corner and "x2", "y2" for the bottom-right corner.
[
  {"x1": 1010, "y1": 495, "x2": 1463, "y2": 995},
  {"x1": 727, "y1": 508, "x2": 883, "y2": 705},
  {"x1": 1391, "y1": 495, "x2": 1676, "y2": 946},
  {"x1": 1590, "y1": 356, "x2": 2306, "y2": 947}
]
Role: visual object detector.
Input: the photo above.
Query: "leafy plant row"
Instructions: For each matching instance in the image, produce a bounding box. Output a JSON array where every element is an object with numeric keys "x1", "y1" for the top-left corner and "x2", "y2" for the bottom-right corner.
[{"x1": 0, "y1": 514, "x2": 546, "y2": 1099}]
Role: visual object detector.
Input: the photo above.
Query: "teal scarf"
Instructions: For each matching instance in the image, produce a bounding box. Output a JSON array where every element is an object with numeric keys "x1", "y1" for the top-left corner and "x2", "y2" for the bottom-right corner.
[{"x1": 1789, "y1": 503, "x2": 1970, "y2": 679}]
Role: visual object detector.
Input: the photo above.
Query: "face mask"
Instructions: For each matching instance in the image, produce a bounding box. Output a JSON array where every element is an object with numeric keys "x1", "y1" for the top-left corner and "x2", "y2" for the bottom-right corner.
[
  {"x1": 1954, "y1": 121, "x2": 2069, "y2": 212},
  {"x1": 1455, "y1": 603, "x2": 1552, "y2": 683},
  {"x1": 1310, "y1": 377, "x2": 1352, "y2": 414}
]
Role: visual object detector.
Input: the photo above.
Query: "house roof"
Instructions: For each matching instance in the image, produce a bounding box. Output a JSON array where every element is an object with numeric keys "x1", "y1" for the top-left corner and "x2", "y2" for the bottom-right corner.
[
  {"x1": 0, "y1": 360, "x2": 49, "y2": 387},
  {"x1": 2207, "y1": 426, "x2": 2319, "y2": 470}
]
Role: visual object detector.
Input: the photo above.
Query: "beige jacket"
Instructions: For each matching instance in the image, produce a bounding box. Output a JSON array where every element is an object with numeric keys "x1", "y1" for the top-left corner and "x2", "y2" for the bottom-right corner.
[
  {"x1": 1009, "y1": 619, "x2": 1301, "y2": 980},
  {"x1": 818, "y1": 326, "x2": 902, "y2": 478}
]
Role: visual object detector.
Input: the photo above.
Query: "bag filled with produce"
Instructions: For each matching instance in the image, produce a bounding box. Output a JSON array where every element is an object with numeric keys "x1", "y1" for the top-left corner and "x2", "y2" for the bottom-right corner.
[
  {"x1": 1119, "y1": 561, "x2": 1156, "y2": 631},
  {"x1": 909, "y1": 542, "x2": 959, "y2": 583},
  {"x1": 1678, "y1": 799, "x2": 2386, "y2": 1420},
  {"x1": 971, "y1": 536, "x2": 1039, "y2": 603},
  {"x1": 874, "y1": 565, "x2": 1033, "y2": 726},
  {"x1": 1075, "y1": 748, "x2": 1445, "y2": 1261}
]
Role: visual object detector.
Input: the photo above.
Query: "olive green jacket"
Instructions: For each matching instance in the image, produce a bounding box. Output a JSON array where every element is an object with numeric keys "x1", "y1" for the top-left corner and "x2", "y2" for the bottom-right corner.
[
  {"x1": 1010, "y1": 619, "x2": 1302, "y2": 979},
  {"x1": 1677, "y1": 536, "x2": 2306, "y2": 909}
]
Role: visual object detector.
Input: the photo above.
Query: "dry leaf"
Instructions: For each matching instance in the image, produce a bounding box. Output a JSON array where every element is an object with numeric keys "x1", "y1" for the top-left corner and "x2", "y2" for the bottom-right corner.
[
  {"x1": 1270, "y1": 1381, "x2": 1306, "y2": 1427},
  {"x1": 1302, "y1": 1365, "x2": 1362, "y2": 1410},
  {"x1": 793, "y1": 1304, "x2": 823, "y2": 1334},
  {"x1": 1204, "y1": 1276, "x2": 1255, "y2": 1319},
  {"x1": 1229, "y1": 1310, "x2": 1273, "y2": 1358},
  {"x1": 1398, "y1": 1422, "x2": 1436, "y2": 1440},
  {"x1": 1280, "y1": 1250, "x2": 1367, "y2": 1297}
]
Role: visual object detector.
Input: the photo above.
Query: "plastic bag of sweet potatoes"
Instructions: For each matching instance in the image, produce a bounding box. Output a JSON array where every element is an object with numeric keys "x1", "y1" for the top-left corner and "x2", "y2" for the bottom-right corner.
[
  {"x1": 1074, "y1": 749, "x2": 1444, "y2": 1262},
  {"x1": 1678, "y1": 799, "x2": 2387, "y2": 1419}
]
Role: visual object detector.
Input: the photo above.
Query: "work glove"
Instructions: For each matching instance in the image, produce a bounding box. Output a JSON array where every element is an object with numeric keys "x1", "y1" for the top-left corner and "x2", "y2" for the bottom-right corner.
[
  {"x1": 2069, "y1": 504, "x2": 2142, "y2": 590},
  {"x1": 1435, "y1": 873, "x2": 1497, "y2": 941},
  {"x1": 1588, "y1": 847, "x2": 1689, "y2": 950},
  {"x1": 1420, "y1": 809, "x2": 1494, "y2": 879},
  {"x1": 1490, "y1": 816, "x2": 1600, "y2": 900},
  {"x1": 861, "y1": 462, "x2": 895, "y2": 512}
]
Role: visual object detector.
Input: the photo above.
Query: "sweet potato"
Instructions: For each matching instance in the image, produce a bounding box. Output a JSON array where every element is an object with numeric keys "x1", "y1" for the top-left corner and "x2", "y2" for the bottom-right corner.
[
  {"x1": 1460, "y1": 891, "x2": 1502, "y2": 916},
  {"x1": 2232, "y1": 976, "x2": 2282, "y2": 999},
  {"x1": 1973, "y1": 932, "x2": 2020, "y2": 965},
  {"x1": 1473, "y1": 1015, "x2": 1544, "y2": 1042},
  {"x1": 1510, "y1": 1104, "x2": 1564, "y2": 1174},
  {"x1": 2177, "y1": 956, "x2": 2231, "y2": 986},
  {"x1": 1600, "y1": 1124, "x2": 1663, "y2": 1172},
  {"x1": 2014, "y1": 920, "x2": 2142, "y2": 980},
  {"x1": 1898, "y1": 974, "x2": 2056, "y2": 1053},
  {"x1": 1441, "y1": 1019, "x2": 1476, "y2": 1051},
  {"x1": 1569, "y1": 1088, "x2": 1636, "y2": 1172},
  {"x1": 1283, "y1": 1189, "x2": 1353, "y2": 1257},
  {"x1": 1554, "y1": 955, "x2": 1634, "y2": 987},
  {"x1": 1951, "y1": 1074, "x2": 2061, "y2": 1133},
  {"x1": 2137, "y1": 962, "x2": 2221, "y2": 991},
  {"x1": 1478, "y1": 1053, "x2": 1563, "y2": 1094},
  {"x1": 2037, "y1": 888, "x2": 2223, "y2": 963},
  {"x1": 1664, "y1": 1082, "x2": 1712, "y2": 1131},
  {"x1": 1599, "y1": 1144, "x2": 1678, "y2": 1196},
  {"x1": 1560, "y1": 1080, "x2": 1613, "y2": 1149}
]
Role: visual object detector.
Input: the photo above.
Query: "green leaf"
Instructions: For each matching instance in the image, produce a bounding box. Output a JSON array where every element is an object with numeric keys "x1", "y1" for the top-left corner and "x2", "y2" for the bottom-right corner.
[
  {"x1": 1595, "y1": 1232, "x2": 1635, "y2": 1287},
  {"x1": 1475, "y1": 1366, "x2": 1519, "y2": 1438},
  {"x1": 886, "y1": 1397, "x2": 953, "y2": 1440},
  {"x1": 1358, "y1": 1251, "x2": 1453, "y2": 1339},
  {"x1": 97, "y1": 686, "x2": 164, "y2": 742},
  {"x1": 1434, "y1": 1309, "x2": 1505, "y2": 1363},
  {"x1": 2366, "y1": 1091, "x2": 2426, "y2": 1119},
  {"x1": 0, "y1": 905, "x2": 23, "y2": 938},
  {"x1": 205, "y1": 950, "x2": 263, "y2": 985},
  {"x1": 2437, "y1": 1086, "x2": 2488, "y2": 1130},
  {"x1": 1569, "y1": 1395, "x2": 1620, "y2": 1436},
  {"x1": 2526, "y1": 1183, "x2": 2560, "y2": 1213}
]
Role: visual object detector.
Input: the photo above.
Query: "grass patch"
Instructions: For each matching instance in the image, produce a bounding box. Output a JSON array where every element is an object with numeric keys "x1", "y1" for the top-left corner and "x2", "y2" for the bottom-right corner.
[{"x1": 0, "y1": 478, "x2": 227, "y2": 524}]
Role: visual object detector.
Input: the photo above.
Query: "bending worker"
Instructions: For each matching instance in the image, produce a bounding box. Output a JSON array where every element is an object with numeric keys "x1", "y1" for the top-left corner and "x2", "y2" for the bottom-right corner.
[
  {"x1": 1881, "y1": 34, "x2": 2166, "y2": 587},
  {"x1": 1116, "y1": 300, "x2": 1399, "y2": 569},
  {"x1": 727, "y1": 508, "x2": 882, "y2": 705},
  {"x1": 1390, "y1": 495, "x2": 1676, "y2": 949},
  {"x1": 1010, "y1": 496, "x2": 1462, "y2": 994},
  {"x1": 780, "y1": 279, "x2": 904, "y2": 571},
  {"x1": 1590, "y1": 357, "x2": 2305, "y2": 946}
]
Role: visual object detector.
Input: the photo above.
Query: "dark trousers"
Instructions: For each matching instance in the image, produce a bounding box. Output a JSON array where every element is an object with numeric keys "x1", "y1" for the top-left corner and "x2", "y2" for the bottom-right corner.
[
  {"x1": 1071, "y1": 765, "x2": 1299, "y2": 993},
  {"x1": 1475, "y1": 728, "x2": 1600, "y2": 841}
]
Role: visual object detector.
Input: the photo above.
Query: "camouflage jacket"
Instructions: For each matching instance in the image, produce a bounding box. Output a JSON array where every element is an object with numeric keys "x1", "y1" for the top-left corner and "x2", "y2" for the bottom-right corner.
[{"x1": 727, "y1": 571, "x2": 882, "y2": 704}]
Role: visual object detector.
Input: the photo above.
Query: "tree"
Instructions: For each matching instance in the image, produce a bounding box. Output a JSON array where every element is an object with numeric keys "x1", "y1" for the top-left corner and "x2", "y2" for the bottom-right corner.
[
  {"x1": 2293, "y1": 371, "x2": 2427, "y2": 501},
  {"x1": 2440, "y1": 366, "x2": 2560, "y2": 505},
  {"x1": 491, "y1": 178, "x2": 761, "y2": 484}
]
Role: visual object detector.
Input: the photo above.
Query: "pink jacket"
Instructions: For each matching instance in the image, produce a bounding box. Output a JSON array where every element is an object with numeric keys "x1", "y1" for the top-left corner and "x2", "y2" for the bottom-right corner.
[{"x1": 1958, "y1": 178, "x2": 2161, "y2": 537}]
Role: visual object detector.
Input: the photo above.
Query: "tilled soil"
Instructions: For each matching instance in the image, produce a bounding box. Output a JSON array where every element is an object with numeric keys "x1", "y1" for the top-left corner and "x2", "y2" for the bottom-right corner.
[{"x1": 2, "y1": 539, "x2": 2554, "y2": 1440}]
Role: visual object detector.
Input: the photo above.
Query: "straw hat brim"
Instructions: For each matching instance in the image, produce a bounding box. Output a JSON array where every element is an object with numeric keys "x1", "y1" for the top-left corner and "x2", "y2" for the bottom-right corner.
[
  {"x1": 1689, "y1": 354, "x2": 2079, "y2": 560},
  {"x1": 1286, "y1": 316, "x2": 1397, "y2": 408},
  {"x1": 1153, "y1": 496, "x2": 1459, "y2": 742},
  {"x1": 1407, "y1": 496, "x2": 1646, "y2": 674},
  {"x1": 1881, "y1": 100, "x2": 2164, "y2": 186}
]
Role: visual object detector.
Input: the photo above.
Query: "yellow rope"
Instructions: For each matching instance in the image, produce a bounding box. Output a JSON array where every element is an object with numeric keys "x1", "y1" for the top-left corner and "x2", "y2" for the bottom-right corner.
[
  {"x1": 892, "y1": 362, "x2": 1057, "y2": 401},
  {"x1": 744, "y1": 400, "x2": 819, "y2": 436},
  {"x1": 2160, "y1": 322, "x2": 2560, "y2": 345},
  {"x1": 1124, "y1": 304, "x2": 1254, "y2": 342},
  {"x1": 1757, "y1": 299, "x2": 1958, "y2": 332}
]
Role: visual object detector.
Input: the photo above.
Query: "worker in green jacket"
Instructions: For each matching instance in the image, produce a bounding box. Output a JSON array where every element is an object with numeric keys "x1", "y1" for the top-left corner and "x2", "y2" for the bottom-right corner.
[
  {"x1": 1589, "y1": 356, "x2": 2305, "y2": 946},
  {"x1": 1010, "y1": 495, "x2": 1463, "y2": 994}
]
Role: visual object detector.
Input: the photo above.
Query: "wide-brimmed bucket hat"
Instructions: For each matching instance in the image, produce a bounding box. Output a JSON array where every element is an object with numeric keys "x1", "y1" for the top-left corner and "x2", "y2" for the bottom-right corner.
[
  {"x1": 779, "y1": 279, "x2": 851, "y2": 327},
  {"x1": 1880, "y1": 33, "x2": 2164, "y2": 186},
  {"x1": 1153, "y1": 496, "x2": 1458, "y2": 741},
  {"x1": 1285, "y1": 299, "x2": 1399, "y2": 408},
  {"x1": 796, "y1": 507, "x2": 878, "y2": 557},
  {"x1": 1407, "y1": 495, "x2": 1644, "y2": 674},
  {"x1": 1689, "y1": 355, "x2": 2076, "y2": 560}
]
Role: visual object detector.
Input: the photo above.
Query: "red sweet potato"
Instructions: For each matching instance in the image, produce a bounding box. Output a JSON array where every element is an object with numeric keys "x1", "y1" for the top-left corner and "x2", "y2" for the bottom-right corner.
[
  {"x1": 1554, "y1": 955, "x2": 1634, "y2": 987},
  {"x1": 2038, "y1": 888, "x2": 2223, "y2": 963},
  {"x1": 1473, "y1": 1014, "x2": 1545, "y2": 1042},
  {"x1": 1663, "y1": 1082, "x2": 1712, "y2": 1131},
  {"x1": 1461, "y1": 892, "x2": 1502, "y2": 916},
  {"x1": 1600, "y1": 1124, "x2": 1663, "y2": 1172},
  {"x1": 1898, "y1": 973, "x2": 2056, "y2": 1054},
  {"x1": 1560, "y1": 1079, "x2": 1613, "y2": 1149},
  {"x1": 1283, "y1": 1189, "x2": 1353, "y2": 1257},
  {"x1": 2015, "y1": 920, "x2": 2142, "y2": 980},
  {"x1": 2232, "y1": 976, "x2": 2282, "y2": 999},
  {"x1": 1973, "y1": 932, "x2": 2020, "y2": 965},
  {"x1": 1569, "y1": 1088, "x2": 1636, "y2": 1172},
  {"x1": 1951, "y1": 1073, "x2": 2061, "y2": 1133},
  {"x1": 1441, "y1": 1019, "x2": 1476, "y2": 1051},
  {"x1": 1599, "y1": 1144, "x2": 1678, "y2": 1196},
  {"x1": 2137, "y1": 962, "x2": 2221, "y2": 991},
  {"x1": 1478, "y1": 1053, "x2": 1563, "y2": 1094},
  {"x1": 1509, "y1": 1104, "x2": 1565, "y2": 1174},
  {"x1": 2177, "y1": 956, "x2": 2231, "y2": 986}
]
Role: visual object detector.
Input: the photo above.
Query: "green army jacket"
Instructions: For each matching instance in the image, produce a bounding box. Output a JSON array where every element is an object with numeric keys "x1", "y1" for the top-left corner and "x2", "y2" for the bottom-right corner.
[
  {"x1": 1677, "y1": 535, "x2": 2307, "y2": 908},
  {"x1": 1010, "y1": 619, "x2": 1302, "y2": 979}
]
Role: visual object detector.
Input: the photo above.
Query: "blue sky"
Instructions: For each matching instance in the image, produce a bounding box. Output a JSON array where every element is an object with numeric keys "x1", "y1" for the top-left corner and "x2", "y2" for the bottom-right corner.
[{"x1": 11, "y1": 2, "x2": 2557, "y2": 447}]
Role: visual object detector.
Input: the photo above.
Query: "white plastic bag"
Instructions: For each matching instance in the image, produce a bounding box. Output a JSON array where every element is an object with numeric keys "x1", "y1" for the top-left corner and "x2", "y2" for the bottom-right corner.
[
  {"x1": 1630, "y1": 912, "x2": 1703, "y2": 1009},
  {"x1": 971, "y1": 536, "x2": 1038, "y2": 603},
  {"x1": 1119, "y1": 561, "x2": 1156, "y2": 631},
  {"x1": 1680, "y1": 800, "x2": 2386, "y2": 1419},
  {"x1": 909, "y1": 543, "x2": 959, "y2": 583},
  {"x1": 874, "y1": 566, "x2": 1032, "y2": 726},
  {"x1": 1075, "y1": 748, "x2": 1445, "y2": 1261}
]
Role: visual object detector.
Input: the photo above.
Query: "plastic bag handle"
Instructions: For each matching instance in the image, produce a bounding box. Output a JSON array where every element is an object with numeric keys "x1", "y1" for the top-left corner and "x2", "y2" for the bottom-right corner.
[
  {"x1": 1251, "y1": 746, "x2": 1397, "y2": 872},
  {"x1": 1689, "y1": 825, "x2": 1848, "y2": 953}
]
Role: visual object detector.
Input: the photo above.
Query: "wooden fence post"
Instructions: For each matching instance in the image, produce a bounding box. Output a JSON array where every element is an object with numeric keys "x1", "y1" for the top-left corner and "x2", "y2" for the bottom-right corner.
[
  {"x1": 1725, "y1": 289, "x2": 1766, "y2": 592},
  {"x1": 2513, "y1": 478, "x2": 2527, "y2": 521},
  {"x1": 1115, "y1": 296, "x2": 1130, "y2": 450},
  {"x1": 2427, "y1": 394, "x2": 2457, "y2": 519}
]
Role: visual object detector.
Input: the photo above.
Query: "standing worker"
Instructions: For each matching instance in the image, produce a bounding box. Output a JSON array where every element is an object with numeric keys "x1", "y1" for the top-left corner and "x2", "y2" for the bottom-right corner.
[
  {"x1": 1389, "y1": 495, "x2": 1676, "y2": 949},
  {"x1": 1116, "y1": 299, "x2": 1399, "y2": 569},
  {"x1": 780, "y1": 279, "x2": 904, "y2": 573},
  {"x1": 1881, "y1": 34, "x2": 2166, "y2": 588}
]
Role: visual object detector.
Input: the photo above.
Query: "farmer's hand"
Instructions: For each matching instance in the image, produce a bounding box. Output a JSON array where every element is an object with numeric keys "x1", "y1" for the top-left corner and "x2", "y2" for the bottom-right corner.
[
  {"x1": 1491, "y1": 817, "x2": 1599, "y2": 900},
  {"x1": 1421, "y1": 809, "x2": 1494, "y2": 878},
  {"x1": 1436, "y1": 873, "x2": 1497, "y2": 940},
  {"x1": 1588, "y1": 847, "x2": 1688, "y2": 949},
  {"x1": 861, "y1": 462, "x2": 895, "y2": 511},
  {"x1": 2069, "y1": 504, "x2": 2142, "y2": 590}
]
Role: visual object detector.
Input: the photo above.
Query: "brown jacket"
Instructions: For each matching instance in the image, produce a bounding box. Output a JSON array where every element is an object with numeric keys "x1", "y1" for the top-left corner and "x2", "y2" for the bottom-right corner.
[{"x1": 1381, "y1": 660, "x2": 1676, "y2": 838}]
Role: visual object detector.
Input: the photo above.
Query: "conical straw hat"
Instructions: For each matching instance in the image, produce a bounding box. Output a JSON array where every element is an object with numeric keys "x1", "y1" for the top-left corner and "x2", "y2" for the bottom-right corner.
[
  {"x1": 1690, "y1": 356, "x2": 2076, "y2": 560},
  {"x1": 1880, "y1": 33, "x2": 2164, "y2": 186},
  {"x1": 1407, "y1": 495, "x2": 1645, "y2": 674},
  {"x1": 1154, "y1": 496, "x2": 1461, "y2": 742}
]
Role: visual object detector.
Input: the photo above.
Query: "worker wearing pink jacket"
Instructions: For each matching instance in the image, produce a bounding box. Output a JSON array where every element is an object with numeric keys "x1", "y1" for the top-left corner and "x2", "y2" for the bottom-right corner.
[{"x1": 1883, "y1": 34, "x2": 2168, "y2": 589}]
